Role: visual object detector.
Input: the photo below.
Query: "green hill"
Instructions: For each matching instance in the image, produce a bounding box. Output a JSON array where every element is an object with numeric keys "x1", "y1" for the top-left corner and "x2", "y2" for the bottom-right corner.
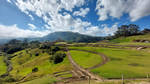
[{"x1": 110, "y1": 34, "x2": 150, "y2": 45}]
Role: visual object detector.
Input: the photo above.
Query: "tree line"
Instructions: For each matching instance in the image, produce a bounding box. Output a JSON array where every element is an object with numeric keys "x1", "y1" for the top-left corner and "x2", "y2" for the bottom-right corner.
[{"x1": 106, "y1": 24, "x2": 150, "y2": 40}]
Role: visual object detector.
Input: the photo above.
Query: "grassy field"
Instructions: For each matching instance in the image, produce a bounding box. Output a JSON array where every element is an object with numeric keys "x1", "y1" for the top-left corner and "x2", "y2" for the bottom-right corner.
[
  {"x1": 0, "y1": 56, "x2": 7, "y2": 75},
  {"x1": 21, "y1": 75, "x2": 57, "y2": 84},
  {"x1": 68, "y1": 80, "x2": 150, "y2": 84},
  {"x1": 110, "y1": 34, "x2": 150, "y2": 43},
  {"x1": 69, "y1": 50, "x2": 102, "y2": 68},
  {"x1": 10, "y1": 48, "x2": 72, "y2": 81},
  {"x1": 69, "y1": 47, "x2": 150, "y2": 79}
]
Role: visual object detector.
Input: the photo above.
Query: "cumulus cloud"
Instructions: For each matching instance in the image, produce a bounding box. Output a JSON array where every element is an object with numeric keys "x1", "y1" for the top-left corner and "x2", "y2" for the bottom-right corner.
[
  {"x1": 0, "y1": 24, "x2": 50, "y2": 39},
  {"x1": 14, "y1": 0, "x2": 87, "y2": 32},
  {"x1": 73, "y1": 8, "x2": 90, "y2": 17},
  {"x1": 85, "y1": 23, "x2": 118, "y2": 36},
  {"x1": 96, "y1": 0, "x2": 150, "y2": 21},
  {"x1": 28, "y1": 23, "x2": 36, "y2": 30},
  {"x1": 3, "y1": 0, "x2": 118, "y2": 38}
]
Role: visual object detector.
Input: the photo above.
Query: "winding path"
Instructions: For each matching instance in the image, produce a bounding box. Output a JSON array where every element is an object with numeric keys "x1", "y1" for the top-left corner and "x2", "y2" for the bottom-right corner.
[
  {"x1": 66, "y1": 48, "x2": 104, "y2": 81},
  {"x1": 69, "y1": 49, "x2": 109, "y2": 70}
]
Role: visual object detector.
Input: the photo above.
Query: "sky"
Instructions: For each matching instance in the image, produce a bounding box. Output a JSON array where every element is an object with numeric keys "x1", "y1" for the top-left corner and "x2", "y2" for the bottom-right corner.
[{"x1": 0, "y1": 0, "x2": 150, "y2": 39}]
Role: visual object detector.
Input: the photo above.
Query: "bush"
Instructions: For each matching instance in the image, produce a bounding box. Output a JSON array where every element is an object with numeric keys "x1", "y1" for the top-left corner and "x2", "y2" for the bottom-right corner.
[
  {"x1": 32, "y1": 67, "x2": 38, "y2": 72},
  {"x1": 6, "y1": 47, "x2": 23, "y2": 54},
  {"x1": 50, "y1": 51, "x2": 66, "y2": 64},
  {"x1": 52, "y1": 46, "x2": 60, "y2": 55},
  {"x1": 35, "y1": 53, "x2": 39, "y2": 56},
  {"x1": 39, "y1": 44, "x2": 51, "y2": 49}
]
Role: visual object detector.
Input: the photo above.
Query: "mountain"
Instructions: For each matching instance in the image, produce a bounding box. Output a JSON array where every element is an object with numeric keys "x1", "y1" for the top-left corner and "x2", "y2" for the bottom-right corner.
[
  {"x1": 40, "y1": 31, "x2": 103, "y2": 42},
  {"x1": 0, "y1": 32, "x2": 103, "y2": 45},
  {"x1": 0, "y1": 39, "x2": 11, "y2": 45}
]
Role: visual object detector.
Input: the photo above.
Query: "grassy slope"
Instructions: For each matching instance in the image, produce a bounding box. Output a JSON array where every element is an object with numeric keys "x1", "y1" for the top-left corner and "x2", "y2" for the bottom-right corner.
[
  {"x1": 10, "y1": 48, "x2": 72, "y2": 81},
  {"x1": 0, "y1": 56, "x2": 7, "y2": 75},
  {"x1": 69, "y1": 47, "x2": 150, "y2": 78},
  {"x1": 21, "y1": 75, "x2": 57, "y2": 84},
  {"x1": 110, "y1": 34, "x2": 150, "y2": 45},
  {"x1": 69, "y1": 50, "x2": 102, "y2": 68}
]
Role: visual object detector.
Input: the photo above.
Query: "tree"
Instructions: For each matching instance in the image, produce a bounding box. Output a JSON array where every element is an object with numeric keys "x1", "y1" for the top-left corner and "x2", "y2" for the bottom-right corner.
[
  {"x1": 141, "y1": 28, "x2": 150, "y2": 34},
  {"x1": 52, "y1": 46, "x2": 60, "y2": 55},
  {"x1": 50, "y1": 51, "x2": 66, "y2": 64},
  {"x1": 32, "y1": 67, "x2": 38, "y2": 72},
  {"x1": 114, "y1": 24, "x2": 140, "y2": 37}
]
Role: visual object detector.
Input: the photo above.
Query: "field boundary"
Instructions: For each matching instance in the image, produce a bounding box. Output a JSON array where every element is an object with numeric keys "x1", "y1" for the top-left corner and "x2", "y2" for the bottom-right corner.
[
  {"x1": 66, "y1": 48, "x2": 103, "y2": 81},
  {"x1": 69, "y1": 49, "x2": 109, "y2": 70}
]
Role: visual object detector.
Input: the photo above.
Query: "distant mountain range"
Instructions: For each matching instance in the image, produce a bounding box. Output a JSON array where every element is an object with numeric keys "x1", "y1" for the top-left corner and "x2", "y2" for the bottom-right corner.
[
  {"x1": 40, "y1": 31, "x2": 103, "y2": 42},
  {"x1": 0, "y1": 31, "x2": 103, "y2": 44}
]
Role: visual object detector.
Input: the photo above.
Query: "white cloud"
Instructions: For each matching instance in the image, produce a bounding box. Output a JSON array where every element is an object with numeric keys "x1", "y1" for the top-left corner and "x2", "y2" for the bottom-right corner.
[
  {"x1": 96, "y1": 0, "x2": 150, "y2": 21},
  {"x1": 84, "y1": 23, "x2": 118, "y2": 36},
  {"x1": 101, "y1": 23, "x2": 118, "y2": 36},
  {"x1": 7, "y1": 0, "x2": 11, "y2": 3},
  {"x1": 0, "y1": 24, "x2": 50, "y2": 39},
  {"x1": 4, "y1": 0, "x2": 118, "y2": 38},
  {"x1": 28, "y1": 23, "x2": 36, "y2": 30},
  {"x1": 14, "y1": 0, "x2": 87, "y2": 33},
  {"x1": 29, "y1": 14, "x2": 34, "y2": 20},
  {"x1": 73, "y1": 8, "x2": 90, "y2": 17}
]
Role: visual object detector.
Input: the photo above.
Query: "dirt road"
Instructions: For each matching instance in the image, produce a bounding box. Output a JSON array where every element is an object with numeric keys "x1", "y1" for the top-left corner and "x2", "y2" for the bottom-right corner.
[{"x1": 66, "y1": 48, "x2": 103, "y2": 81}]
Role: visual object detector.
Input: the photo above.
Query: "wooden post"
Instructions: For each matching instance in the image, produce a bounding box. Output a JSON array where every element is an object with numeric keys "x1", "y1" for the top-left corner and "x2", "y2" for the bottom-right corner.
[
  {"x1": 147, "y1": 74, "x2": 149, "y2": 79},
  {"x1": 122, "y1": 74, "x2": 124, "y2": 84},
  {"x1": 88, "y1": 76, "x2": 91, "y2": 84}
]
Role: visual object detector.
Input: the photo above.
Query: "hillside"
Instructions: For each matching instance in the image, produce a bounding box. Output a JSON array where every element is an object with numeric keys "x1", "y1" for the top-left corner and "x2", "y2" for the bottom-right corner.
[
  {"x1": 40, "y1": 31, "x2": 103, "y2": 42},
  {"x1": 109, "y1": 34, "x2": 150, "y2": 45}
]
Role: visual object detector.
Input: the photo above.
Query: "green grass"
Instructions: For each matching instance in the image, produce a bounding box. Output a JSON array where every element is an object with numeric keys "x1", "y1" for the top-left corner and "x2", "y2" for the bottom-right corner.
[
  {"x1": 110, "y1": 34, "x2": 150, "y2": 43},
  {"x1": 69, "y1": 47, "x2": 150, "y2": 79},
  {"x1": 70, "y1": 50, "x2": 102, "y2": 68},
  {"x1": 64, "y1": 79, "x2": 150, "y2": 84},
  {"x1": 21, "y1": 75, "x2": 57, "y2": 84},
  {"x1": 10, "y1": 48, "x2": 72, "y2": 81},
  {"x1": 0, "y1": 56, "x2": 7, "y2": 75}
]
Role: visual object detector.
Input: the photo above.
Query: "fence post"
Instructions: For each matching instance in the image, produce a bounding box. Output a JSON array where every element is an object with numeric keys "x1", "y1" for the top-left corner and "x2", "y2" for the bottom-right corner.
[
  {"x1": 122, "y1": 74, "x2": 124, "y2": 84},
  {"x1": 147, "y1": 74, "x2": 149, "y2": 79},
  {"x1": 88, "y1": 76, "x2": 91, "y2": 84}
]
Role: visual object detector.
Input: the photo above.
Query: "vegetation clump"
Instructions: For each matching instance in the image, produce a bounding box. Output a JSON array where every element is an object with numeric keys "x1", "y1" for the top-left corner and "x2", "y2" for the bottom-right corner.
[
  {"x1": 32, "y1": 67, "x2": 38, "y2": 72},
  {"x1": 52, "y1": 46, "x2": 60, "y2": 55},
  {"x1": 35, "y1": 53, "x2": 39, "y2": 56},
  {"x1": 50, "y1": 51, "x2": 66, "y2": 64}
]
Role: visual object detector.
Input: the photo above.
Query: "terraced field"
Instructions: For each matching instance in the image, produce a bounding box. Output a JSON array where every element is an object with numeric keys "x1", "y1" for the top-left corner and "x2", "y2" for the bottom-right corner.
[
  {"x1": 21, "y1": 75, "x2": 57, "y2": 84},
  {"x1": 69, "y1": 47, "x2": 150, "y2": 79},
  {"x1": 10, "y1": 48, "x2": 72, "y2": 81},
  {"x1": 0, "y1": 55, "x2": 7, "y2": 75}
]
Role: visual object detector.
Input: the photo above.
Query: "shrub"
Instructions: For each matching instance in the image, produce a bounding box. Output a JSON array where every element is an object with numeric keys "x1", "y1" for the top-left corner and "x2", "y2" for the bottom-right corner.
[
  {"x1": 32, "y1": 67, "x2": 38, "y2": 72},
  {"x1": 35, "y1": 53, "x2": 39, "y2": 56},
  {"x1": 6, "y1": 47, "x2": 23, "y2": 54},
  {"x1": 50, "y1": 51, "x2": 66, "y2": 64},
  {"x1": 39, "y1": 44, "x2": 51, "y2": 49},
  {"x1": 52, "y1": 46, "x2": 60, "y2": 55}
]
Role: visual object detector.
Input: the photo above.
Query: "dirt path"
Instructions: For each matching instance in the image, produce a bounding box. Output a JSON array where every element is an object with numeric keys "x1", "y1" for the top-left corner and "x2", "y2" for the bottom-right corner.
[
  {"x1": 69, "y1": 49, "x2": 109, "y2": 70},
  {"x1": 66, "y1": 48, "x2": 103, "y2": 81}
]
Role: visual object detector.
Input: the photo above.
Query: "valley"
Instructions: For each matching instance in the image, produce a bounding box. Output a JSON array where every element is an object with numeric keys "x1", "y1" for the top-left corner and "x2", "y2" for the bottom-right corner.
[{"x1": 0, "y1": 31, "x2": 150, "y2": 84}]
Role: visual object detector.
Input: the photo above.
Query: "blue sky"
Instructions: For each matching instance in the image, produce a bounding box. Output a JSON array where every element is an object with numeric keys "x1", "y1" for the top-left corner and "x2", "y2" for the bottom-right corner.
[{"x1": 0, "y1": 0, "x2": 150, "y2": 39}]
